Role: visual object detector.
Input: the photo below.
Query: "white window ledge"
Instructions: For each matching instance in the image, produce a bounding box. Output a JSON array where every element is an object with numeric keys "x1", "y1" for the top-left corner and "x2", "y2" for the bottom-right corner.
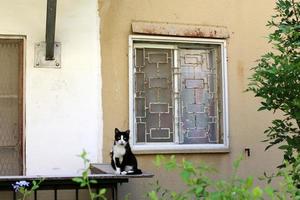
[{"x1": 132, "y1": 144, "x2": 230, "y2": 154}]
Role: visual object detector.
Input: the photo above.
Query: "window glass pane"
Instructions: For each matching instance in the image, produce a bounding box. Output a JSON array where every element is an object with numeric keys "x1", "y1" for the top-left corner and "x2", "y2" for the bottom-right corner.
[
  {"x1": 179, "y1": 49, "x2": 220, "y2": 144},
  {"x1": 134, "y1": 48, "x2": 174, "y2": 143}
]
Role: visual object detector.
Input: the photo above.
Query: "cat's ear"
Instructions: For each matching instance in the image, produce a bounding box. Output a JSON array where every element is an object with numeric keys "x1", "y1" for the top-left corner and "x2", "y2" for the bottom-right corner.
[
  {"x1": 125, "y1": 130, "x2": 130, "y2": 134},
  {"x1": 115, "y1": 128, "x2": 120, "y2": 134}
]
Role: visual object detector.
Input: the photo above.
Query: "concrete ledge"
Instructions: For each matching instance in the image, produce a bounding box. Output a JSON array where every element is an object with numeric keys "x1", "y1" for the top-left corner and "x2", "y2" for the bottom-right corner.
[
  {"x1": 90, "y1": 163, "x2": 154, "y2": 178},
  {"x1": 132, "y1": 21, "x2": 230, "y2": 39}
]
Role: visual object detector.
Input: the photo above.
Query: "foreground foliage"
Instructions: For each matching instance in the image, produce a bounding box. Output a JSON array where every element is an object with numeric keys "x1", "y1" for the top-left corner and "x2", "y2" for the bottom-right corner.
[
  {"x1": 72, "y1": 150, "x2": 107, "y2": 200},
  {"x1": 147, "y1": 155, "x2": 300, "y2": 200},
  {"x1": 12, "y1": 179, "x2": 43, "y2": 200}
]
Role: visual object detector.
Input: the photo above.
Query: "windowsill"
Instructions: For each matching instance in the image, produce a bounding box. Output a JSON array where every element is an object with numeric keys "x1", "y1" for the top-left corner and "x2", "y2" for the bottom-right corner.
[{"x1": 131, "y1": 144, "x2": 230, "y2": 154}]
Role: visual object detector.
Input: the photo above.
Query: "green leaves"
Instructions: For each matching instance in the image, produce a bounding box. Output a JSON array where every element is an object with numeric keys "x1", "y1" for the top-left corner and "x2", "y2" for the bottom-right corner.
[
  {"x1": 72, "y1": 150, "x2": 107, "y2": 200},
  {"x1": 148, "y1": 191, "x2": 159, "y2": 200},
  {"x1": 154, "y1": 155, "x2": 164, "y2": 167},
  {"x1": 164, "y1": 155, "x2": 177, "y2": 171},
  {"x1": 149, "y1": 155, "x2": 300, "y2": 200},
  {"x1": 150, "y1": 156, "x2": 263, "y2": 200},
  {"x1": 252, "y1": 187, "x2": 263, "y2": 198},
  {"x1": 72, "y1": 177, "x2": 83, "y2": 183},
  {"x1": 247, "y1": 0, "x2": 300, "y2": 180}
]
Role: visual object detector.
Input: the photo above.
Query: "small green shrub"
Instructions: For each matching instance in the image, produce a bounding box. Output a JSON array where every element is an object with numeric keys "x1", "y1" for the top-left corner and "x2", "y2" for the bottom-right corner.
[
  {"x1": 147, "y1": 155, "x2": 300, "y2": 200},
  {"x1": 72, "y1": 150, "x2": 107, "y2": 200}
]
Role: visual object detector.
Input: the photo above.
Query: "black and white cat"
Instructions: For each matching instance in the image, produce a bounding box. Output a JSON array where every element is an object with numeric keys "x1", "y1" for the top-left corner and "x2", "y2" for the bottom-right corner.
[{"x1": 111, "y1": 128, "x2": 142, "y2": 175}]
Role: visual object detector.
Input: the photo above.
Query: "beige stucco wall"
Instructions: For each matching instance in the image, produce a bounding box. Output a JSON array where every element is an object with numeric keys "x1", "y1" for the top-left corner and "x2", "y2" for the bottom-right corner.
[{"x1": 99, "y1": 0, "x2": 282, "y2": 199}]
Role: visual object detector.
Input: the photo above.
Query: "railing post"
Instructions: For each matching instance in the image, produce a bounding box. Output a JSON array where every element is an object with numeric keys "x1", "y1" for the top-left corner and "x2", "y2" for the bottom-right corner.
[
  {"x1": 34, "y1": 190, "x2": 37, "y2": 200},
  {"x1": 13, "y1": 191, "x2": 16, "y2": 200},
  {"x1": 75, "y1": 188, "x2": 79, "y2": 200},
  {"x1": 54, "y1": 188, "x2": 57, "y2": 200}
]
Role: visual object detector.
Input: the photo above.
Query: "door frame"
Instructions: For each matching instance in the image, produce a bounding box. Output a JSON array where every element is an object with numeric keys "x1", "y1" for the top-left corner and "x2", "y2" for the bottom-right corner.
[{"x1": 0, "y1": 35, "x2": 26, "y2": 175}]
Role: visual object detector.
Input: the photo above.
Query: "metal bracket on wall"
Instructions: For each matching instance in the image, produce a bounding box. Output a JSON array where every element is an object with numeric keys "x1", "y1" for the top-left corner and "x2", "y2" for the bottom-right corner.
[{"x1": 34, "y1": 42, "x2": 61, "y2": 68}]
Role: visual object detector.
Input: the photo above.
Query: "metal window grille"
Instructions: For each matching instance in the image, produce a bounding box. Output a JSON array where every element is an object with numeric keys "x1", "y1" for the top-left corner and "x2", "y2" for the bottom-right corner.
[{"x1": 132, "y1": 42, "x2": 224, "y2": 145}]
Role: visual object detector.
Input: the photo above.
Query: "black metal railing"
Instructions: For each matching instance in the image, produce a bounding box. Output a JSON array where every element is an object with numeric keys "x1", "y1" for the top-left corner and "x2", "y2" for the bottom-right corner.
[
  {"x1": 0, "y1": 165, "x2": 153, "y2": 200},
  {"x1": 0, "y1": 174, "x2": 127, "y2": 200}
]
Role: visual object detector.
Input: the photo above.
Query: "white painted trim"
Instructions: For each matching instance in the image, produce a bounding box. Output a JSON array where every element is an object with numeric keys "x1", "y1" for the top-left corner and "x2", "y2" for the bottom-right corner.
[
  {"x1": 129, "y1": 37, "x2": 135, "y2": 146},
  {"x1": 129, "y1": 35, "x2": 227, "y2": 45},
  {"x1": 173, "y1": 49, "x2": 179, "y2": 144},
  {"x1": 128, "y1": 35, "x2": 229, "y2": 153},
  {"x1": 134, "y1": 43, "x2": 177, "y2": 49},
  {"x1": 0, "y1": 34, "x2": 27, "y2": 40},
  {"x1": 22, "y1": 37, "x2": 27, "y2": 175},
  {"x1": 132, "y1": 144, "x2": 229, "y2": 154},
  {"x1": 221, "y1": 41, "x2": 230, "y2": 149}
]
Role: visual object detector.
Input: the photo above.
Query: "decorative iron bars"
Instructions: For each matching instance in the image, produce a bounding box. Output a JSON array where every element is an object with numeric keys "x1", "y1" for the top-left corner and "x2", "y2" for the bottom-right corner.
[
  {"x1": 133, "y1": 44, "x2": 222, "y2": 145},
  {"x1": 134, "y1": 48, "x2": 174, "y2": 143},
  {"x1": 179, "y1": 49, "x2": 219, "y2": 144}
]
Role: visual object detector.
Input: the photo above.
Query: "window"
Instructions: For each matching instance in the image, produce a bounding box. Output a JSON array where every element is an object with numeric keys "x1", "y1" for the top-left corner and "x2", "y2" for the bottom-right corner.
[{"x1": 129, "y1": 35, "x2": 229, "y2": 153}]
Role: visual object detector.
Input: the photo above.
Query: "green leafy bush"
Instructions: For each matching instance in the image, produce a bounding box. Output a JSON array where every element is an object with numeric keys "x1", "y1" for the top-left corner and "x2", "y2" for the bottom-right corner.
[
  {"x1": 147, "y1": 155, "x2": 300, "y2": 200},
  {"x1": 72, "y1": 150, "x2": 107, "y2": 200},
  {"x1": 247, "y1": 0, "x2": 300, "y2": 169}
]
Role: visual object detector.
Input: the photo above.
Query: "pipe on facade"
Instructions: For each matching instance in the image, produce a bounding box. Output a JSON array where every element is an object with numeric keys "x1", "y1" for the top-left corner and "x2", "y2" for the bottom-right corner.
[{"x1": 45, "y1": 0, "x2": 57, "y2": 60}]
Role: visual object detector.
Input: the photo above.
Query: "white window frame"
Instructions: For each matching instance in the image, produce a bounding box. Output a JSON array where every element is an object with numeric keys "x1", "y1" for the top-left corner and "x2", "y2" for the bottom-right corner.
[{"x1": 129, "y1": 35, "x2": 229, "y2": 154}]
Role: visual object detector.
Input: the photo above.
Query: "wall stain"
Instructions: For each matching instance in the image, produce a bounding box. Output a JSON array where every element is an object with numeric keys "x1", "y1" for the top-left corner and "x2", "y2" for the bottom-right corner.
[{"x1": 237, "y1": 60, "x2": 245, "y2": 89}]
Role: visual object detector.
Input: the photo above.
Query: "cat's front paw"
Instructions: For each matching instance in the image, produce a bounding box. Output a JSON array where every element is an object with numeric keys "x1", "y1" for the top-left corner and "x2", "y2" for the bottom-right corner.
[
  {"x1": 121, "y1": 171, "x2": 128, "y2": 175},
  {"x1": 115, "y1": 168, "x2": 121, "y2": 175}
]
